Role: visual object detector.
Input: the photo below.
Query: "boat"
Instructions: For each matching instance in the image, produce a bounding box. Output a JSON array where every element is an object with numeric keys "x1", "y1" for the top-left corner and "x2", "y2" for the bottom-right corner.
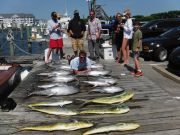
[{"x1": 0, "y1": 64, "x2": 21, "y2": 101}]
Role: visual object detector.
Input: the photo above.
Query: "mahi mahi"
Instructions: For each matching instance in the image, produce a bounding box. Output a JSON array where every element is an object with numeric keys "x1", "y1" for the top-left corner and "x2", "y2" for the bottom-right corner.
[
  {"x1": 80, "y1": 104, "x2": 129, "y2": 114},
  {"x1": 17, "y1": 121, "x2": 93, "y2": 132},
  {"x1": 29, "y1": 106, "x2": 78, "y2": 116},
  {"x1": 83, "y1": 122, "x2": 140, "y2": 135},
  {"x1": 80, "y1": 91, "x2": 134, "y2": 105},
  {"x1": 28, "y1": 100, "x2": 73, "y2": 107}
]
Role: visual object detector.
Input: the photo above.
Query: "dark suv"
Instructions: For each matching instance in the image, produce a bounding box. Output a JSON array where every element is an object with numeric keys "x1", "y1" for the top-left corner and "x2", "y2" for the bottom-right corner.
[
  {"x1": 142, "y1": 26, "x2": 180, "y2": 61},
  {"x1": 141, "y1": 18, "x2": 180, "y2": 38}
]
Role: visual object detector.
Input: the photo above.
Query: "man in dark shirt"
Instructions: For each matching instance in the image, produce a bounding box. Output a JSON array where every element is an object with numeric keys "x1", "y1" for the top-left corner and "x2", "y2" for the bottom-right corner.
[{"x1": 68, "y1": 10, "x2": 86, "y2": 56}]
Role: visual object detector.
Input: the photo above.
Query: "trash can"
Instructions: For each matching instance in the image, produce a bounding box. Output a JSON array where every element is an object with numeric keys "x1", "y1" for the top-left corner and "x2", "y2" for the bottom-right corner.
[{"x1": 101, "y1": 41, "x2": 114, "y2": 60}]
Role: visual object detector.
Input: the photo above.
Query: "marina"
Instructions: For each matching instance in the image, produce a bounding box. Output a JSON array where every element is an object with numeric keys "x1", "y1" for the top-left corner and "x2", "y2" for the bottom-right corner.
[
  {"x1": 0, "y1": 1, "x2": 179, "y2": 134},
  {"x1": 0, "y1": 44, "x2": 180, "y2": 134}
]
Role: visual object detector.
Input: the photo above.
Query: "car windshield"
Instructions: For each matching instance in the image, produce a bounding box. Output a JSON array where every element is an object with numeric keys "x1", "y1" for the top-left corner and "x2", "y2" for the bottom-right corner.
[
  {"x1": 141, "y1": 20, "x2": 161, "y2": 28},
  {"x1": 159, "y1": 27, "x2": 180, "y2": 37}
]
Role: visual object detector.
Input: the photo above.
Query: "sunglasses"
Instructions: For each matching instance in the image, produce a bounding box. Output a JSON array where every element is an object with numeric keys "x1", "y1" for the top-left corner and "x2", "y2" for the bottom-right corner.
[{"x1": 80, "y1": 56, "x2": 85, "y2": 59}]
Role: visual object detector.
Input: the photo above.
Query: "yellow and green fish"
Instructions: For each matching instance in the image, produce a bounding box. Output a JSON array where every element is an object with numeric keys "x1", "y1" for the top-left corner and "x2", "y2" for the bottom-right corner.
[
  {"x1": 80, "y1": 91, "x2": 134, "y2": 105},
  {"x1": 80, "y1": 104, "x2": 130, "y2": 114},
  {"x1": 17, "y1": 121, "x2": 93, "y2": 132},
  {"x1": 83, "y1": 122, "x2": 140, "y2": 135}
]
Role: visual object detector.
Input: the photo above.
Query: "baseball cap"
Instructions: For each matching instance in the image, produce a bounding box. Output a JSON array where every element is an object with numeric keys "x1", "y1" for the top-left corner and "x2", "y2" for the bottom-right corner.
[{"x1": 74, "y1": 10, "x2": 79, "y2": 15}]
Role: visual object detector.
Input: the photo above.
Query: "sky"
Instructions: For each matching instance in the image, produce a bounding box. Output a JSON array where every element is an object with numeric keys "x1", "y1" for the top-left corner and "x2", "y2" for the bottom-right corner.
[{"x1": 0, "y1": 0, "x2": 179, "y2": 19}]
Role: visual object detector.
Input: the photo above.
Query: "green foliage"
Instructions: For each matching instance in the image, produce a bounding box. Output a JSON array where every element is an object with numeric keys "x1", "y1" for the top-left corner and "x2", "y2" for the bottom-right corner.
[{"x1": 133, "y1": 10, "x2": 180, "y2": 21}]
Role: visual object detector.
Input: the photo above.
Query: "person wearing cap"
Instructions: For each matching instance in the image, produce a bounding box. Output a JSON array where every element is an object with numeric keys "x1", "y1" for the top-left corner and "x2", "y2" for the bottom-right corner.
[
  {"x1": 120, "y1": 9, "x2": 133, "y2": 66},
  {"x1": 87, "y1": 10, "x2": 102, "y2": 60},
  {"x1": 46, "y1": 11, "x2": 63, "y2": 63},
  {"x1": 68, "y1": 10, "x2": 86, "y2": 57},
  {"x1": 131, "y1": 21, "x2": 143, "y2": 77}
]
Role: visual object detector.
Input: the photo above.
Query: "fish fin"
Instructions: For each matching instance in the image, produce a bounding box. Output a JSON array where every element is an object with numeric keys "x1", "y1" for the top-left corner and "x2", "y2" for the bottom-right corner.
[
  {"x1": 75, "y1": 98, "x2": 89, "y2": 108},
  {"x1": 9, "y1": 126, "x2": 23, "y2": 134},
  {"x1": 75, "y1": 79, "x2": 80, "y2": 86},
  {"x1": 79, "y1": 101, "x2": 90, "y2": 108},
  {"x1": 27, "y1": 92, "x2": 33, "y2": 97}
]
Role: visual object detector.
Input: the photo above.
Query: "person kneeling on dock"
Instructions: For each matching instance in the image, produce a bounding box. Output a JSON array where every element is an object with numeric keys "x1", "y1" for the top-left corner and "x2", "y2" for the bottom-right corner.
[{"x1": 70, "y1": 50, "x2": 91, "y2": 75}]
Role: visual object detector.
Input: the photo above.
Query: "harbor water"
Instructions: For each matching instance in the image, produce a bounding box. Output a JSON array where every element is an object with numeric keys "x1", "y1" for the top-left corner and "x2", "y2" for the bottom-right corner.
[{"x1": 0, "y1": 29, "x2": 48, "y2": 56}]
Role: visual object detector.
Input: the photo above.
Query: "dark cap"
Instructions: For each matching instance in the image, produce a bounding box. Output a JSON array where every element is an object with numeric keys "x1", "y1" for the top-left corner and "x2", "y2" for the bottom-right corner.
[{"x1": 74, "y1": 10, "x2": 79, "y2": 15}]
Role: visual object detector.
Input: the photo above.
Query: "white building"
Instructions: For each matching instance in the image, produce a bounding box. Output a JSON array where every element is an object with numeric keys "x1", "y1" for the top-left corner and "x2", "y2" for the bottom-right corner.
[{"x1": 0, "y1": 13, "x2": 35, "y2": 28}]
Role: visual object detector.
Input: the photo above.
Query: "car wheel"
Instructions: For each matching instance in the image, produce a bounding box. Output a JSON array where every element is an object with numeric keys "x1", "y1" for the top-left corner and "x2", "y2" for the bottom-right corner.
[{"x1": 154, "y1": 47, "x2": 167, "y2": 62}]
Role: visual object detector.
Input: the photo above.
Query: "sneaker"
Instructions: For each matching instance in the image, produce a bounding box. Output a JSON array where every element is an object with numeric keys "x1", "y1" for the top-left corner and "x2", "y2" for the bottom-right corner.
[{"x1": 135, "y1": 71, "x2": 143, "y2": 77}]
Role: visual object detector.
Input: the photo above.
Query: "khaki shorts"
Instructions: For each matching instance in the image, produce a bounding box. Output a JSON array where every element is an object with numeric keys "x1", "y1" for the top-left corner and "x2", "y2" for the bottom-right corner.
[{"x1": 71, "y1": 38, "x2": 84, "y2": 51}]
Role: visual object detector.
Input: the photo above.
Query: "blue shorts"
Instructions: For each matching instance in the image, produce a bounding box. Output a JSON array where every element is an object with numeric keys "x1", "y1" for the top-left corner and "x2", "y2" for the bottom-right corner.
[{"x1": 133, "y1": 51, "x2": 140, "y2": 59}]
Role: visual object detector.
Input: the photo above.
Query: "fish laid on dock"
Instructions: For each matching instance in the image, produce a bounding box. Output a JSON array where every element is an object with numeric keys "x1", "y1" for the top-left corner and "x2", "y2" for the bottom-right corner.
[
  {"x1": 91, "y1": 86, "x2": 124, "y2": 93},
  {"x1": 91, "y1": 64, "x2": 104, "y2": 69},
  {"x1": 28, "y1": 86, "x2": 79, "y2": 97},
  {"x1": 17, "y1": 121, "x2": 93, "y2": 132},
  {"x1": 86, "y1": 70, "x2": 111, "y2": 76},
  {"x1": 97, "y1": 78, "x2": 118, "y2": 85},
  {"x1": 82, "y1": 81, "x2": 112, "y2": 87},
  {"x1": 83, "y1": 122, "x2": 140, "y2": 135},
  {"x1": 79, "y1": 91, "x2": 134, "y2": 105},
  {"x1": 80, "y1": 104, "x2": 129, "y2": 114},
  {"x1": 29, "y1": 106, "x2": 78, "y2": 116},
  {"x1": 40, "y1": 75, "x2": 76, "y2": 83},
  {"x1": 37, "y1": 70, "x2": 71, "y2": 76},
  {"x1": 37, "y1": 83, "x2": 63, "y2": 89},
  {"x1": 28, "y1": 100, "x2": 73, "y2": 107}
]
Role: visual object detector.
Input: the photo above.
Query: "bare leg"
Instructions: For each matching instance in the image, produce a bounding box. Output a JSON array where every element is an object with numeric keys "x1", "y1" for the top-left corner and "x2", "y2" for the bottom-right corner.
[
  {"x1": 121, "y1": 38, "x2": 128, "y2": 64},
  {"x1": 46, "y1": 48, "x2": 52, "y2": 63},
  {"x1": 126, "y1": 42, "x2": 130, "y2": 65},
  {"x1": 134, "y1": 57, "x2": 140, "y2": 71}
]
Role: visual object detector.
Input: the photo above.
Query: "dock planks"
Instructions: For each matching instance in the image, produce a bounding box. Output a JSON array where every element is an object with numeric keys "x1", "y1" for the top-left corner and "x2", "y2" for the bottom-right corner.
[{"x1": 0, "y1": 60, "x2": 180, "y2": 135}]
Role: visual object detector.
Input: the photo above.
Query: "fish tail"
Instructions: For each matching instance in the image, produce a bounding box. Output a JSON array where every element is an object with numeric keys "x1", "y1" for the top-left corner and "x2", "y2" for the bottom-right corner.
[
  {"x1": 75, "y1": 99, "x2": 89, "y2": 108},
  {"x1": 9, "y1": 126, "x2": 23, "y2": 134},
  {"x1": 79, "y1": 101, "x2": 90, "y2": 108},
  {"x1": 27, "y1": 92, "x2": 33, "y2": 97}
]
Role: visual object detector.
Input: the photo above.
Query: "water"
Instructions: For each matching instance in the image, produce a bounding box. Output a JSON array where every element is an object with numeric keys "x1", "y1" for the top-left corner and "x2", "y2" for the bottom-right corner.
[{"x1": 0, "y1": 29, "x2": 48, "y2": 56}]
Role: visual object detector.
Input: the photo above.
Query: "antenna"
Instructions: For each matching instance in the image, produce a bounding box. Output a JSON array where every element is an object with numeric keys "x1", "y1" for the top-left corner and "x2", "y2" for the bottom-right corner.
[{"x1": 64, "y1": 0, "x2": 68, "y2": 17}]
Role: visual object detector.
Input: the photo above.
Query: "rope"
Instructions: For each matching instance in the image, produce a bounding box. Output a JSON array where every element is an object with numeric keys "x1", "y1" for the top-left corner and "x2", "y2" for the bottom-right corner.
[
  {"x1": 0, "y1": 40, "x2": 8, "y2": 49},
  {"x1": 14, "y1": 39, "x2": 28, "y2": 42},
  {"x1": 12, "y1": 41, "x2": 32, "y2": 55}
]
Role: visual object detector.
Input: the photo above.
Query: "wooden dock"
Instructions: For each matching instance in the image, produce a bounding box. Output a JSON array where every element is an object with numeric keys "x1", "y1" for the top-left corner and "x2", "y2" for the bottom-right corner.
[{"x1": 0, "y1": 59, "x2": 180, "y2": 135}]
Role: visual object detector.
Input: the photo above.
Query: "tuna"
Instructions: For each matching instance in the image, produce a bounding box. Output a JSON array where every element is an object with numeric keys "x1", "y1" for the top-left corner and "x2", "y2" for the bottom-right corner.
[
  {"x1": 82, "y1": 81, "x2": 112, "y2": 87},
  {"x1": 37, "y1": 71, "x2": 71, "y2": 76},
  {"x1": 91, "y1": 86, "x2": 124, "y2": 93},
  {"x1": 87, "y1": 70, "x2": 111, "y2": 76},
  {"x1": 41, "y1": 75, "x2": 76, "y2": 83},
  {"x1": 28, "y1": 86, "x2": 79, "y2": 97}
]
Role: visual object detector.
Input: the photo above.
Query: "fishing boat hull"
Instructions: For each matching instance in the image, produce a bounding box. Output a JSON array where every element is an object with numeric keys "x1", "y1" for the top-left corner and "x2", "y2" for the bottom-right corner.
[{"x1": 0, "y1": 64, "x2": 21, "y2": 101}]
